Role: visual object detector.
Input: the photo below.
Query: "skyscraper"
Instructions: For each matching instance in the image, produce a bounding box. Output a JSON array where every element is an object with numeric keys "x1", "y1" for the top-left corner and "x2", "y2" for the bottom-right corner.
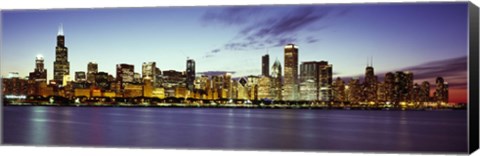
[
  {"x1": 363, "y1": 61, "x2": 377, "y2": 103},
  {"x1": 299, "y1": 61, "x2": 332, "y2": 101},
  {"x1": 87, "y1": 62, "x2": 98, "y2": 83},
  {"x1": 283, "y1": 44, "x2": 299, "y2": 101},
  {"x1": 384, "y1": 72, "x2": 395, "y2": 103},
  {"x1": 53, "y1": 24, "x2": 70, "y2": 84},
  {"x1": 28, "y1": 55, "x2": 47, "y2": 82},
  {"x1": 142, "y1": 62, "x2": 156, "y2": 83},
  {"x1": 186, "y1": 59, "x2": 196, "y2": 91},
  {"x1": 262, "y1": 54, "x2": 269, "y2": 77},
  {"x1": 116, "y1": 64, "x2": 134, "y2": 89},
  {"x1": 435, "y1": 77, "x2": 448, "y2": 104},
  {"x1": 333, "y1": 77, "x2": 345, "y2": 102},
  {"x1": 271, "y1": 58, "x2": 282, "y2": 101},
  {"x1": 299, "y1": 61, "x2": 320, "y2": 101},
  {"x1": 318, "y1": 61, "x2": 333, "y2": 101},
  {"x1": 419, "y1": 81, "x2": 431, "y2": 103}
]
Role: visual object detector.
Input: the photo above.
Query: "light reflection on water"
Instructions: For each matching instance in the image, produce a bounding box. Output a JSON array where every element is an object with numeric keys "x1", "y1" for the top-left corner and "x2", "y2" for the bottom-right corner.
[{"x1": 3, "y1": 106, "x2": 468, "y2": 153}]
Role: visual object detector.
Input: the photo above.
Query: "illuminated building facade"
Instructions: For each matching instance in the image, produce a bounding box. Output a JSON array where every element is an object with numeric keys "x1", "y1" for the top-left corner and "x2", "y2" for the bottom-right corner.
[
  {"x1": 283, "y1": 44, "x2": 299, "y2": 101},
  {"x1": 29, "y1": 55, "x2": 47, "y2": 82},
  {"x1": 142, "y1": 62, "x2": 157, "y2": 83},
  {"x1": 384, "y1": 72, "x2": 395, "y2": 103},
  {"x1": 75, "y1": 71, "x2": 86, "y2": 82},
  {"x1": 257, "y1": 76, "x2": 271, "y2": 100},
  {"x1": 95, "y1": 72, "x2": 110, "y2": 91},
  {"x1": 53, "y1": 24, "x2": 70, "y2": 84},
  {"x1": 186, "y1": 59, "x2": 195, "y2": 91},
  {"x1": 299, "y1": 61, "x2": 332, "y2": 101},
  {"x1": 332, "y1": 77, "x2": 346, "y2": 102},
  {"x1": 270, "y1": 59, "x2": 282, "y2": 101},
  {"x1": 116, "y1": 64, "x2": 134, "y2": 89},
  {"x1": 87, "y1": 62, "x2": 98, "y2": 83},
  {"x1": 435, "y1": 77, "x2": 449, "y2": 104}
]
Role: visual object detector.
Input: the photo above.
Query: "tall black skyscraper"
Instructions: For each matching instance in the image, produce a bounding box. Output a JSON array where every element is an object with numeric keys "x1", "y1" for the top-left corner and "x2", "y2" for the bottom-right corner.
[
  {"x1": 363, "y1": 58, "x2": 377, "y2": 102},
  {"x1": 53, "y1": 24, "x2": 70, "y2": 84},
  {"x1": 262, "y1": 54, "x2": 269, "y2": 77},
  {"x1": 186, "y1": 59, "x2": 195, "y2": 90}
]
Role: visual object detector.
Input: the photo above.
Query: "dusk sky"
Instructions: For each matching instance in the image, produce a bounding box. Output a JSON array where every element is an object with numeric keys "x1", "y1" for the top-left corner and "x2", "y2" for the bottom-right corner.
[{"x1": 1, "y1": 2, "x2": 469, "y2": 103}]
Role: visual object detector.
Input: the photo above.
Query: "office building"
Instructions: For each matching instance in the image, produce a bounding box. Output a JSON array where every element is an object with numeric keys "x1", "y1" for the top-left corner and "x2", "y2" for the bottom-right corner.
[
  {"x1": 186, "y1": 59, "x2": 195, "y2": 91},
  {"x1": 262, "y1": 54, "x2": 269, "y2": 77},
  {"x1": 28, "y1": 55, "x2": 47, "y2": 82},
  {"x1": 270, "y1": 58, "x2": 282, "y2": 101},
  {"x1": 116, "y1": 64, "x2": 134, "y2": 89},
  {"x1": 53, "y1": 24, "x2": 70, "y2": 84},
  {"x1": 87, "y1": 62, "x2": 98, "y2": 83},
  {"x1": 75, "y1": 71, "x2": 86, "y2": 82},
  {"x1": 283, "y1": 44, "x2": 299, "y2": 101}
]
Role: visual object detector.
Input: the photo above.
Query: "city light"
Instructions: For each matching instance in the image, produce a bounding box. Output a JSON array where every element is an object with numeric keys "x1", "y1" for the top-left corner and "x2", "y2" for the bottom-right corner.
[{"x1": 0, "y1": 25, "x2": 457, "y2": 110}]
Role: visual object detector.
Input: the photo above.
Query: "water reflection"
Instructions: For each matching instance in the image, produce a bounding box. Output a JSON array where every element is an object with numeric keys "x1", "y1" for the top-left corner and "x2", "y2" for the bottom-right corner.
[{"x1": 3, "y1": 107, "x2": 468, "y2": 153}]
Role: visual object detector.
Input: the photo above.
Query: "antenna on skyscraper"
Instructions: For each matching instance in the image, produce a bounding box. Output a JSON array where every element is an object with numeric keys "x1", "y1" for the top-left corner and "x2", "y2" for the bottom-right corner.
[
  {"x1": 371, "y1": 56, "x2": 373, "y2": 67},
  {"x1": 58, "y1": 23, "x2": 64, "y2": 36}
]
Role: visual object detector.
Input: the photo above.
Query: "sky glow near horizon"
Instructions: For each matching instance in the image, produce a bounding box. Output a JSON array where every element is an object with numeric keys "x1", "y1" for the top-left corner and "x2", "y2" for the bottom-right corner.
[{"x1": 1, "y1": 2, "x2": 469, "y2": 103}]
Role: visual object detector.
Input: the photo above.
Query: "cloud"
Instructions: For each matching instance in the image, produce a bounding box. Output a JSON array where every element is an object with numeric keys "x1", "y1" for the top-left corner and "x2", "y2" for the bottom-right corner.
[
  {"x1": 201, "y1": 5, "x2": 349, "y2": 53},
  {"x1": 399, "y1": 56, "x2": 467, "y2": 89},
  {"x1": 338, "y1": 56, "x2": 467, "y2": 90},
  {"x1": 211, "y1": 49, "x2": 221, "y2": 53},
  {"x1": 355, "y1": 56, "x2": 468, "y2": 90}
]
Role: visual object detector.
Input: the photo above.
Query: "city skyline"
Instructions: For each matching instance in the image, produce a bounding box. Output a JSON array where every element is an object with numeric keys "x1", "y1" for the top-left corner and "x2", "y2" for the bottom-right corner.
[{"x1": 1, "y1": 3, "x2": 469, "y2": 103}]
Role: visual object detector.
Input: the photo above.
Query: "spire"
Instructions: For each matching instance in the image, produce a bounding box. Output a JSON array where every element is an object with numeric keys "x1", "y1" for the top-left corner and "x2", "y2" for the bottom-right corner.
[{"x1": 58, "y1": 23, "x2": 64, "y2": 36}]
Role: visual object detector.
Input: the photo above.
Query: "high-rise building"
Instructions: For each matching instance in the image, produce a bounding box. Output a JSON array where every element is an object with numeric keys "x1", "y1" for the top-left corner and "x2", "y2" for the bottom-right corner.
[
  {"x1": 257, "y1": 76, "x2": 272, "y2": 100},
  {"x1": 435, "y1": 77, "x2": 448, "y2": 104},
  {"x1": 262, "y1": 54, "x2": 269, "y2": 77},
  {"x1": 318, "y1": 61, "x2": 333, "y2": 101},
  {"x1": 87, "y1": 62, "x2": 98, "y2": 83},
  {"x1": 384, "y1": 72, "x2": 395, "y2": 103},
  {"x1": 419, "y1": 81, "x2": 430, "y2": 103},
  {"x1": 299, "y1": 61, "x2": 319, "y2": 101},
  {"x1": 299, "y1": 61, "x2": 332, "y2": 101},
  {"x1": 95, "y1": 72, "x2": 110, "y2": 91},
  {"x1": 332, "y1": 77, "x2": 345, "y2": 102},
  {"x1": 346, "y1": 77, "x2": 361, "y2": 104},
  {"x1": 405, "y1": 71, "x2": 414, "y2": 102},
  {"x1": 116, "y1": 64, "x2": 134, "y2": 89},
  {"x1": 363, "y1": 62, "x2": 377, "y2": 103},
  {"x1": 29, "y1": 55, "x2": 47, "y2": 82},
  {"x1": 283, "y1": 44, "x2": 299, "y2": 101},
  {"x1": 142, "y1": 62, "x2": 156, "y2": 82},
  {"x1": 53, "y1": 24, "x2": 70, "y2": 84},
  {"x1": 393, "y1": 71, "x2": 412, "y2": 106},
  {"x1": 75, "y1": 71, "x2": 86, "y2": 82},
  {"x1": 270, "y1": 58, "x2": 282, "y2": 101},
  {"x1": 186, "y1": 59, "x2": 195, "y2": 91}
]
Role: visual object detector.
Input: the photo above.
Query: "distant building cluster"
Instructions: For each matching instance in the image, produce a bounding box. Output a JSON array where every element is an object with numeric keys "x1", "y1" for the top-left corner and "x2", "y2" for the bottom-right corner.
[{"x1": 1, "y1": 25, "x2": 450, "y2": 107}]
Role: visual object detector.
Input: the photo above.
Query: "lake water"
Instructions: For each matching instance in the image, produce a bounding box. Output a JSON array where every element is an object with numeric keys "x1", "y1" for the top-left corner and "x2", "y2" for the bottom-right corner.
[{"x1": 2, "y1": 106, "x2": 468, "y2": 153}]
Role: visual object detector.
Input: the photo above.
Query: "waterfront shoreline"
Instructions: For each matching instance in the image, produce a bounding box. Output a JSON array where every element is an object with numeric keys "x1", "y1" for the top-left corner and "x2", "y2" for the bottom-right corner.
[{"x1": 2, "y1": 103, "x2": 466, "y2": 111}]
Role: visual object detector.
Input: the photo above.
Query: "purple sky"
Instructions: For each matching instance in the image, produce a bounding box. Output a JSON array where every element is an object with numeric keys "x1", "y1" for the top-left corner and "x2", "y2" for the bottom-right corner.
[{"x1": 1, "y1": 2, "x2": 469, "y2": 102}]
